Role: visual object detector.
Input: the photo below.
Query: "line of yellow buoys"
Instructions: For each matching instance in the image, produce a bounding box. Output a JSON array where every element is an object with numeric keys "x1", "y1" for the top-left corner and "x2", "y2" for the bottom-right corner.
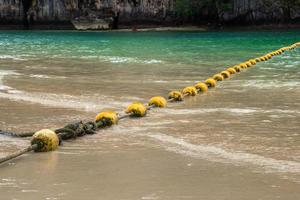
[{"x1": 0, "y1": 42, "x2": 299, "y2": 164}]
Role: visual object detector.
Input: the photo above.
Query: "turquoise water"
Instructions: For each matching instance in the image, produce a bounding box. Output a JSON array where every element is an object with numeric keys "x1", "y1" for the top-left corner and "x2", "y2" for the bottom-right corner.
[
  {"x1": 1, "y1": 30, "x2": 299, "y2": 65},
  {"x1": 0, "y1": 30, "x2": 300, "y2": 200}
]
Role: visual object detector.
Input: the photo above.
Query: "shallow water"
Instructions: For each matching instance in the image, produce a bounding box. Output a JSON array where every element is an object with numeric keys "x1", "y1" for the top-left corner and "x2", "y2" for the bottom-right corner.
[{"x1": 0, "y1": 30, "x2": 299, "y2": 200}]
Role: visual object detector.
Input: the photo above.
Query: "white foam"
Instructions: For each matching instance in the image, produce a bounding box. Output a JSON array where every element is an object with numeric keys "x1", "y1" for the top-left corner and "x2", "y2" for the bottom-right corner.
[
  {"x1": 77, "y1": 55, "x2": 164, "y2": 65},
  {"x1": 0, "y1": 92, "x2": 127, "y2": 112},
  {"x1": 242, "y1": 80, "x2": 300, "y2": 89},
  {"x1": 163, "y1": 108, "x2": 258, "y2": 115},
  {"x1": 0, "y1": 70, "x2": 21, "y2": 93},
  {"x1": 104, "y1": 56, "x2": 163, "y2": 64},
  {"x1": 146, "y1": 133, "x2": 300, "y2": 173},
  {"x1": 28, "y1": 74, "x2": 67, "y2": 79},
  {"x1": 0, "y1": 70, "x2": 129, "y2": 111},
  {"x1": 162, "y1": 108, "x2": 300, "y2": 115},
  {"x1": 29, "y1": 74, "x2": 51, "y2": 79},
  {"x1": 0, "y1": 55, "x2": 27, "y2": 61}
]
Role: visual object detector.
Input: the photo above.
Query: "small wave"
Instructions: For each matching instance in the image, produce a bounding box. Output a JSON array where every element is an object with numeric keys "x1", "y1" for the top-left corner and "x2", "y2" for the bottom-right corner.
[
  {"x1": 0, "y1": 55, "x2": 27, "y2": 61},
  {"x1": 146, "y1": 133, "x2": 300, "y2": 174},
  {"x1": 29, "y1": 74, "x2": 51, "y2": 79},
  {"x1": 162, "y1": 108, "x2": 258, "y2": 115},
  {"x1": 162, "y1": 108, "x2": 300, "y2": 115},
  {"x1": 241, "y1": 80, "x2": 300, "y2": 89},
  {"x1": 0, "y1": 70, "x2": 21, "y2": 93},
  {"x1": 152, "y1": 80, "x2": 193, "y2": 84},
  {"x1": 0, "y1": 70, "x2": 130, "y2": 111},
  {"x1": 153, "y1": 80, "x2": 169, "y2": 83},
  {"x1": 120, "y1": 96, "x2": 145, "y2": 101},
  {"x1": 77, "y1": 54, "x2": 164, "y2": 65},
  {"x1": 0, "y1": 70, "x2": 20, "y2": 79},
  {"x1": 0, "y1": 92, "x2": 128, "y2": 112},
  {"x1": 143, "y1": 59, "x2": 163, "y2": 64},
  {"x1": 29, "y1": 74, "x2": 66, "y2": 79},
  {"x1": 103, "y1": 56, "x2": 163, "y2": 64}
]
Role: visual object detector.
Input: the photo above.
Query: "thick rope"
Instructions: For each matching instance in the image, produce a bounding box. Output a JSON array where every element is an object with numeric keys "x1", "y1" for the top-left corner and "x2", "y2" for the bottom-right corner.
[
  {"x1": 0, "y1": 144, "x2": 38, "y2": 165},
  {"x1": 0, "y1": 130, "x2": 34, "y2": 137}
]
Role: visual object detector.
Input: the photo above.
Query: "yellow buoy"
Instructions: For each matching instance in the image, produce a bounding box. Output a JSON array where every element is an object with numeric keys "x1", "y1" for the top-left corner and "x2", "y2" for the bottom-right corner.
[
  {"x1": 259, "y1": 57, "x2": 266, "y2": 61},
  {"x1": 226, "y1": 67, "x2": 236, "y2": 74},
  {"x1": 244, "y1": 61, "x2": 252, "y2": 67},
  {"x1": 255, "y1": 58, "x2": 261, "y2": 62},
  {"x1": 148, "y1": 96, "x2": 167, "y2": 108},
  {"x1": 95, "y1": 110, "x2": 118, "y2": 125},
  {"x1": 205, "y1": 78, "x2": 217, "y2": 88},
  {"x1": 249, "y1": 59, "x2": 256, "y2": 65},
  {"x1": 234, "y1": 65, "x2": 242, "y2": 72},
  {"x1": 221, "y1": 70, "x2": 231, "y2": 78},
  {"x1": 213, "y1": 74, "x2": 224, "y2": 81},
  {"x1": 239, "y1": 63, "x2": 248, "y2": 69},
  {"x1": 31, "y1": 129, "x2": 59, "y2": 152},
  {"x1": 168, "y1": 91, "x2": 183, "y2": 101},
  {"x1": 125, "y1": 102, "x2": 147, "y2": 117},
  {"x1": 195, "y1": 82, "x2": 208, "y2": 93},
  {"x1": 182, "y1": 86, "x2": 198, "y2": 96}
]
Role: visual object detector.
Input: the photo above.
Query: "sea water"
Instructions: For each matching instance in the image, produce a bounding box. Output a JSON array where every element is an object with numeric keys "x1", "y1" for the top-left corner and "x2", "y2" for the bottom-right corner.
[{"x1": 0, "y1": 30, "x2": 299, "y2": 199}]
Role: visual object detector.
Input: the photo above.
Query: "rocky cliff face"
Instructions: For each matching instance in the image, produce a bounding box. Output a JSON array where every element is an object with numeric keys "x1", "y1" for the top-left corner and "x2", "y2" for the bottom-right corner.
[
  {"x1": 0, "y1": 0, "x2": 299, "y2": 29},
  {"x1": 223, "y1": 0, "x2": 300, "y2": 24},
  {"x1": 0, "y1": 0, "x2": 174, "y2": 28}
]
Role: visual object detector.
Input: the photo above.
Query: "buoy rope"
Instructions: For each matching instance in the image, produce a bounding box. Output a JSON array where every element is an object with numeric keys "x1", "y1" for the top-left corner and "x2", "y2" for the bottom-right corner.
[
  {"x1": 0, "y1": 42, "x2": 299, "y2": 164},
  {"x1": 0, "y1": 144, "x2": 38, "y2": 164}
]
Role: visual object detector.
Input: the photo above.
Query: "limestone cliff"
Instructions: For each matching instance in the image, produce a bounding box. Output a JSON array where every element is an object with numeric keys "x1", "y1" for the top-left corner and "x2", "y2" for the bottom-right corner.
[
  {"x1": 0, "y1": 0, "x2": 299, "y2": 29},
  {"x1": 0, "y1": 0, "x2": 174, "y2": 28}
]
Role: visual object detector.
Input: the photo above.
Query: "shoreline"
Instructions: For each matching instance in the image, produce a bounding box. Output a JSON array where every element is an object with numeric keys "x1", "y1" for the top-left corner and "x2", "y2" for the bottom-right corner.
[{"x1": 0, "y1": 24, "x2": 300, "y2": 32}]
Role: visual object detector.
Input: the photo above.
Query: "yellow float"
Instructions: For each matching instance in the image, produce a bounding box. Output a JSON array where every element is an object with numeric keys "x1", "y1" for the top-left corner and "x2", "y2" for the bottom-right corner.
[
  {"x1": 195, "y1": 82, "x2": 208, "y2": 92},
  {"x1": 205, "y1": 78, "x2": 217, "y2": 88},
  {"x1": 31, "y1": 129, "x2": 59, "y2": 152},
  {"x1": 213, "y1": 74, "x2": 224, "y2": 81},
  {"x1": 221, "y1": 71, "x2": 231, "y2": 78},
  {"x1": 182, "y1": 86, "x2": 198, "y2": 96},
  {"x1": 168, "y1": 91, "x2": 183, "y2": 101},
  {"x1": 125, "y1": 102, "x2": 147, "y2": 117},
  {"x1": 95, "y1": 110, "x2": 118, "y2": 125},
  {"x1": 148, "y1": 96, "x2": 167, "y2": 107},
  {"x1": 226, "y1": 67, "x2": 236, "y2": 74}
]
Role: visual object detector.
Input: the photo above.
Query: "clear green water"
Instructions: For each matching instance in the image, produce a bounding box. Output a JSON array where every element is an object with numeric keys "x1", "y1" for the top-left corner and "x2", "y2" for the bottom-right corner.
[
  {"x1": 1, "y1": 30, "x2": 299, "y2": 65},
  {"x1": 0, "y1": 30, "x2": 300, "y2": 200}
]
